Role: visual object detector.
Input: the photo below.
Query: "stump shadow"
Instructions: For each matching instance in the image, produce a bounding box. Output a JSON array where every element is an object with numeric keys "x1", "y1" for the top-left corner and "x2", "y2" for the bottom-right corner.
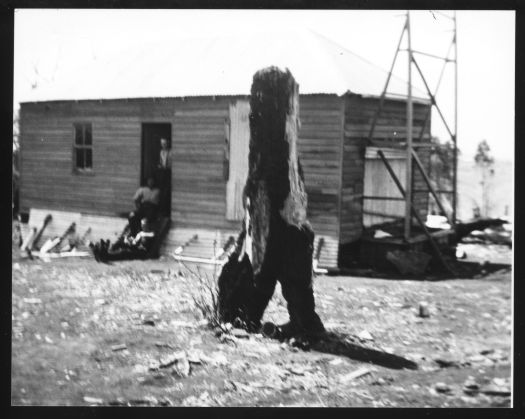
[{"x1": 310, "y1": 331, "x2": 418, "y2": 370}]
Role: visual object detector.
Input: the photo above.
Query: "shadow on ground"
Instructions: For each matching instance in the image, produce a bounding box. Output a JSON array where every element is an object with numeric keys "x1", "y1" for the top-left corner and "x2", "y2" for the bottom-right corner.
[{"x1": 310, "y1": 332, "x2": 418, "y2": 370}]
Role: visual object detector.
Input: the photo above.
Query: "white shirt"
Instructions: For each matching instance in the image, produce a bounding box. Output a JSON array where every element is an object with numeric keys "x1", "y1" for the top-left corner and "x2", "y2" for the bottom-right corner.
[{"x1": 160, "y1": 149, "x2": 172, "y2": 169}]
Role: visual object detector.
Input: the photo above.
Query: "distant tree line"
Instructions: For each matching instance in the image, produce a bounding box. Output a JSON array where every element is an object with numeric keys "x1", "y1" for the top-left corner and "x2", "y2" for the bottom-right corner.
[
  {"x1": 13, "y1": 109, "x2": 20, "y2": 215},
  {"x1": 474, "y1": 139, "x2": 495, "y2": 218}
]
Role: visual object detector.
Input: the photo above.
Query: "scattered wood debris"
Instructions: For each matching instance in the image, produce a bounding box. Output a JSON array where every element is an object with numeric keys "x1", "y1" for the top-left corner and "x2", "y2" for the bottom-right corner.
[
  {"x1": 463, "y1": 378, "x2": 480, "y2": 395},
  {"x1": 340, "y1": 367, "x2": 375, "y2": 384},
  {"x1": 434, "y1": 355, "x2": 461, "y2": 368},
  {"x1": 231, "y1": 328, "x2": 250, "y2": 338},
  {"x1": 154, "y1": 341, "x2": 174, "y2": 349},
  {"x1": 434, "y1": 382, "x2": 452, "y2": 394},
  {"x1": 357, "y1": 330, "x2": 374, "y2": 341},
  {"x1": 83, "y1": 396, "x2": 104, "y2": 405},
  {"x1": 23, "y1": 298, "x2": 42, "y2": 304},
  {"x1": 111, "y1": 343, "x2": 127, "y2": 352},
  {"x1": 159, "y1": 351, "x2": 186, "y2": 368}
]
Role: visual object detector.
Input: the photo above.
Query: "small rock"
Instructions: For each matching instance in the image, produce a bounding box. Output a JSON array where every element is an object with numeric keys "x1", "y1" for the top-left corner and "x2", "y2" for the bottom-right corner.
[
  {"x1": 187, "y1": 353, "x2": 202, "y2": 364},
  {"x1": 418, "y1": 302, "x2": 430, "y2": 318},
  {"x1": 133, "y1": 364, "x2": 149, "y2": 374},
  {"x1": 220, "y1": 334, "x2": 238, "y2": 344},
  {"x1": 154, "y1": 341, "x2": 174, "y2": 349},
  {"x1": 371, "y1": 377, "x2": 387, "y2": 386},
  {"x1": 435, "y1": 382, "x2": 452, "y2": 394},
  {"x1": 289, "y1": 336, "x2": 311, "y2": 350},
  {"x1": 200, "y1": 351, "x2": 228, "y2": 366},
  {"x1": 329, "y1": 358, "x2": 344, "y2": 366},
  {"x1": 245, "y1": 351, "x2": 262, "y2": 359},
  {"x1": 492, "y1": 377, "x2": 507, "y2": 387},
  {"x1": 463, "y1": 378, "x2": 480, "y2": 395},
  {"x1": 108, "y1": 398, "x2": 127, "y2": 406},
  {"x1": 287, "y1": 365, "x2": 310, "y2": 376},
  {"x1": 158, "y1": 397, "x2": 173, "y2": 406},
  {"x1": 211, "y1": 352, "x2": 228, "y2": 366},
  {"x1": 340, "y1": 367, "x2": 374, "y2": 384},
  {"x1": 221, "y1": 322, "x2": 233, "y2": 332},
  {"x1": 357, "y1": 330, "x2": 374, "y2": 341},
  {"x1": 469, "y1": 354, "x2": 486, "y2": 363},
  {"x1": 23, "y1": 298, "x2": 42, "y2": 304},
  {"x1": 160, "y1": 351, "x2": 186, "y2": 368},
  {"x1": 44, "y1": 336, "x2": 54, "y2": 344},
  {"x1": 231, "y1": 328, "x2": 250, "y2": 338},
  {"x1": 94, "y1": 299, "x2": 106, "y2": 306},
  {"x1": 111, "y1": 343, "x2": 127, "y2": 352},
  {"x1": 84, "y1": 396, "x2": 104, "y2": 405},
  {"x1": 172, "y1": 357, "x2": 191, "y2": 378},
  {"x1": 171, "y1": 320, "x2": 195, "y2": 328},
  {"x1": 130, "y1": 396, "x2": 157, "y2": 405},
  {"x1": 434, "y1": 356, "x2": 460, "y2": 368}
]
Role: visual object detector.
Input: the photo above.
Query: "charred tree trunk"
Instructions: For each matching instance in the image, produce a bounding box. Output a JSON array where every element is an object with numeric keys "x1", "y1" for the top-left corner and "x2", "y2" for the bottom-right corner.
[{"x1": 218, "y1": 67, "x2": 325, "y2": 338}]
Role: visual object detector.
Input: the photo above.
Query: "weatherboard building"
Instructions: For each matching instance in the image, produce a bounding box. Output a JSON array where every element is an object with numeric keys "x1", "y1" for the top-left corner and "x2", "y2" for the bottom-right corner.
[{"x1": 18, "y1": 30, "x2": 433, "y2": 269}]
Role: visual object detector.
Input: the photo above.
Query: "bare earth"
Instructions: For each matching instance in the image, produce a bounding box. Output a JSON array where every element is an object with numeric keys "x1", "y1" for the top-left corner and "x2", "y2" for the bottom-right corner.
[{"x1": 11, "y1": 251, "x2": 512, "y2": 407}]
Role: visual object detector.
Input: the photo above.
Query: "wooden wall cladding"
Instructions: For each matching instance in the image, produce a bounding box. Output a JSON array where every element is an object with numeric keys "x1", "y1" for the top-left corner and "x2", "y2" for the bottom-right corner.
[
  {"x1": 19, "y1": 94, "x2": 344, "y2": 268},
  {"x1": 340, "y1": 94, "x2": 432, "y2": 243}
]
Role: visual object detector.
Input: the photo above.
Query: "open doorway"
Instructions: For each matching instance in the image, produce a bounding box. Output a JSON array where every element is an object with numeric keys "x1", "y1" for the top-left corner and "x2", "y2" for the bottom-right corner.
[{"x1": 141, "y1": 123, "x2": 172, "y2": 217}]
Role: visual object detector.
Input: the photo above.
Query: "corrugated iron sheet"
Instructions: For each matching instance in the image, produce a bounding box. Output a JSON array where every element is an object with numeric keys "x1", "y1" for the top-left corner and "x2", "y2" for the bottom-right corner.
[{"x1": 22, "y1": 29, "x2": 428, "y2": 103}]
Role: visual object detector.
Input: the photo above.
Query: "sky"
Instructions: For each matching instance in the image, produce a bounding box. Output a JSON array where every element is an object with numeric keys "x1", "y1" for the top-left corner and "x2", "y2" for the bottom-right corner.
[{"x1": 13, "y1": 9, "x2": 515, "y2": 161}]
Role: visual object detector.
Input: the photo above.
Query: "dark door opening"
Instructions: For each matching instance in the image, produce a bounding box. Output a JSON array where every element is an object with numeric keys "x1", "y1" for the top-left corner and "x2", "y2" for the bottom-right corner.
[{"x1": 141, "y1": 123, "x2": 172, "y2": 217}]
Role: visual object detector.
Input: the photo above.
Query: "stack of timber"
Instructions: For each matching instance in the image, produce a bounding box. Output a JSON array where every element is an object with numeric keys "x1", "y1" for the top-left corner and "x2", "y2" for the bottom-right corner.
[
  {"x1": 162, "y1": 228, "x2": 238, "y2": 261},
  {"x1": 20, "y1": 208, "x2": 128, "y2": 250}
]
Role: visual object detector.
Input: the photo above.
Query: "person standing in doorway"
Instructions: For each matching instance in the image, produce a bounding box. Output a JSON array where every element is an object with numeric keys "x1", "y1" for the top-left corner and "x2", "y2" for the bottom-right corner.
[{"x1": 157, "y1": 137, "x2": 172, "y2": 217}]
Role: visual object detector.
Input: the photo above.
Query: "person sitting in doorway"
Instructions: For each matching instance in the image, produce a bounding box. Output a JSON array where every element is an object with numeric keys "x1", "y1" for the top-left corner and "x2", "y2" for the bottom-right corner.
[
  {"x1": 129, "y1": 176, "x2": 160, "y2": 236},
  {"x1": 90, "y1": 218, "x2": 156, "y2": 262}
]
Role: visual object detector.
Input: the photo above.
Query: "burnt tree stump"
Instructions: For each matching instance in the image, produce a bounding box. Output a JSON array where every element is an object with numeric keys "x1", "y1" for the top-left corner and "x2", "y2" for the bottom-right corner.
[{"x1": 218, "y1": 67, "x2": 325, "y2": 338}]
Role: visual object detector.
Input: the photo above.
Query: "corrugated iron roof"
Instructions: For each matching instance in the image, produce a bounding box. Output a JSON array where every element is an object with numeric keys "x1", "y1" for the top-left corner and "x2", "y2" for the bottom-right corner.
[{"x1": 23, "y1": 29, "x2": 429, "y2": 103}]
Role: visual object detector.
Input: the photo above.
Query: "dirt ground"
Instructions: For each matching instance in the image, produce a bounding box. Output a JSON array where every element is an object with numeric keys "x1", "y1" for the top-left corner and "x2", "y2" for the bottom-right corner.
[{"x1": 11, "y1": 249, "x2": 512, "y2": 407}]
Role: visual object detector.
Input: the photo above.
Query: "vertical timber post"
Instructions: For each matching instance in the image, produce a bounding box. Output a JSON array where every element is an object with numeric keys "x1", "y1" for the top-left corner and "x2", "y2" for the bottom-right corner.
[
  {"x1": 404, "y1": 10, "x2": 414, "y2": 241},
  {"x1": 452, "y1": 10, "x2": 458, "y2": 224}
]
